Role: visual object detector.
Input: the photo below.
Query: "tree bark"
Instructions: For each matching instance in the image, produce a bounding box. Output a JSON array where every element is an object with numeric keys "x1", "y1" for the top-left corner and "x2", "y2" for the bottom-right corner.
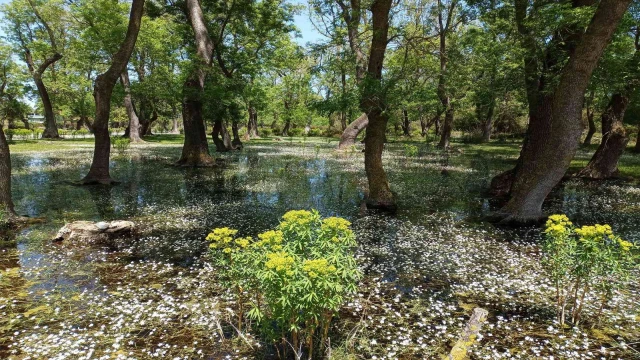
[
  {"x1": 583, "y1": 92, "x2": 596, "y2": 146},
  {"x1": 438, "y1": 105, "x2": 454, "y2": 148},
  {"x1": 0, "y1": 128, "x2": 16, "y2": 219},
  {"x1": 231, "y1": 119, "x2": 243, "y2": 148},
  {"x1": 247, "y1": 106, "x2": 259, "y2": 138},
  {"x1": 494, "y1": 0, "x2": 631, "y2": 223},
  {"x1": 402, "y1": 108, "x2": 411, "y2": 136},
  {"x1": 636, "y1": 126, "x2": 640, "y2": 153},
  {"x1": 33, "y1": 71, "x2": 60, "y2": 139},
  {"x1": 362, "y1": 0, "x2": 394, "y2": 210},
  {"x1": 481, "y1": 97, "x2": 495, "y2": 142},
  {"x1": 577, "y1": 94, "x2": 630, "y2": 179},
  {"x1": 337, "y1": 113, "x2": 368, "y2": 149},
  {"x1": 81, "y1": 0, "x2": 145, "y2": 184},
  {"x1": 120, "y1": 71, "x2": 143, "y2": 143},
  {"x1": 177, "y1": 0, "x2": 216, "y2": 166}
]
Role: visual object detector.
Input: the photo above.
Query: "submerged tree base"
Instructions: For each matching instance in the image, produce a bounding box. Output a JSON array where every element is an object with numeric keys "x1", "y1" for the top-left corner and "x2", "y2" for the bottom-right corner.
[{"x1": 175, "y1": 154, "x2": 216, "y2": 167}]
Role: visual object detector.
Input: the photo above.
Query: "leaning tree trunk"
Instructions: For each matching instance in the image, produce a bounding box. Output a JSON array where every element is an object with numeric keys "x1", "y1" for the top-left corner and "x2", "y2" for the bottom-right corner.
[
  {"x1": 0, "y1": 128, "x2": 16, "y2": 218},
  {"x1": 577, "y1": 94, "x2": 630, "y2": 179},
  {"x1": 34, "y1": 74, "x2": 59, "y2": 139},
  {"x1": 337, "y1": 113, "x2": 368, "y2": 150},
  {"x1": 362, "y1": 0, "x2": 394, "y2": 210},
  {"x1": 81, "y1": 0, "x2": 145, "y2": 184},
  {"x1": 495, "y1": 0, "x2": 631, "y2": 223},
  {"x1": 120, "y1": 71, "x2": 143, "y2": 143},
  {"x1": 212, "y1": 120, "x2": 237, "y2": 152}
]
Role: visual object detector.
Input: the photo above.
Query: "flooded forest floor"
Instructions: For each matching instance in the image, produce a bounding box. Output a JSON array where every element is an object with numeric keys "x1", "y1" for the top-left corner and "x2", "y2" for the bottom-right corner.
[{"x1": 1, "y1": 135, "x2": 639, "y2": 359}]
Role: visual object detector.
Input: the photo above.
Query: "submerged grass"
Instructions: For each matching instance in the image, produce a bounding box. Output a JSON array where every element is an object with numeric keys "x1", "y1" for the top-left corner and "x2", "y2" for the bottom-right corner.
[{"x1": 0, "y1": 135, "x2": 639, "y2": 359}]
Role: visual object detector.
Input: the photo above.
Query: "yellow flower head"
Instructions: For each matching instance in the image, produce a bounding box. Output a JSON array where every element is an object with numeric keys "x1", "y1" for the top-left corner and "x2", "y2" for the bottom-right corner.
[
  {"x1": 255, "y1": 230, "x2": 284, "y2": 248},
  {"x1": 575, "y1": 224, "x2": 613, "y2": 242},
  {"x1": 206, "y1": 227, "x2": 238, "y2": 249},
  {"x1": 281, "y1": 210, "x2": 316, "y2": 227},
  {"x1": 618, "y1": 239, "x2": 634, "y2": 252},
  {"x1": 321, "y1": 217, "x2": 352, "y2": 233},
  {"x1": 302, "y1": 258, "x2": 337, "y2": 278},
  {"x1": 265, "y1": 251, "x2": 295, "y2": 272},
  {"x1": 545, "y1": 214, "x2": 572, "y2": 228}
]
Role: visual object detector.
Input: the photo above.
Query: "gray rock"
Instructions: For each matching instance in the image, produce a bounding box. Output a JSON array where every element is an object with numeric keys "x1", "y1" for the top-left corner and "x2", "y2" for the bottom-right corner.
[{"x1": 53, "y1": 220, "x2": 135, "y2": 248}]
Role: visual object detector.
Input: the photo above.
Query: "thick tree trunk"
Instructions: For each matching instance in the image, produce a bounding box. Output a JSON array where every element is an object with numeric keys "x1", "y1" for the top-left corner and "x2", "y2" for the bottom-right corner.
[
  {"x1": 34, "y1": 75, "x2": 59, "y2": 139},
  {"x1": 362, "y1": 0, "x2": 394, "y2": 210},
  {"x1": 337, "y1": 113, "x2": 368, "y2": 150},
  {"x1": 177, "y1": 0, "x2": 216, "y2": 166},
  {"x1": 494, "y1": 0, "x2": 631, "y2": 223},
  {"x1": 120, "y1": 71, "x2": 143, "y2": 143},
  {"x1": 81, "y1": 0, "x2": 145, "y2": 183},
  {"x1": 178, "y1": 78, "x2": 215, "y2": 165},
  {"x1": 402, "y1": 109, "x2": 410, "y2": 136},
  {"x1": 578, "y1": 94, "x2": 630, "y2": 179},
  {"x1": 0, "y1": 128, "x2": 16, "y2": 218}
]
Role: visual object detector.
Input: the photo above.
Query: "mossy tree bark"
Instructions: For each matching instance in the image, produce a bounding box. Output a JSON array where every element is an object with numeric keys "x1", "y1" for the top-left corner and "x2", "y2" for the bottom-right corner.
[
  {"x1": 362, "y1": 0, "x2": 395, "y2": 210},
  {"x1": 492, "y1": 0, "x2": 631, "y2": 223},
  {"x1": 81, "y1": 0, "x2": 145, "y2": 184}
]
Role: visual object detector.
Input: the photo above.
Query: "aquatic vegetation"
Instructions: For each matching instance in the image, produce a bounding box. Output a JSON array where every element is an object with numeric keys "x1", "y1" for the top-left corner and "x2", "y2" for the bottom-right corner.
[
  {"x1": 543, "y1": 215, "x2": 639, "y2": 326},
  {"x1": 206, "y1": 210, "x2": 362, "y2": 358}
]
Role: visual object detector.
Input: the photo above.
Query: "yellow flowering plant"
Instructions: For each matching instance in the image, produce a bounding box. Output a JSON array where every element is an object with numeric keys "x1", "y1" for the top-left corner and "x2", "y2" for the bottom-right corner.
[
  {"x1": 206, "y1": 209, "x2": 362, "y2": 358},
  {"x1": 542, "y1": 214, "x2": 638, "y2": 326}
]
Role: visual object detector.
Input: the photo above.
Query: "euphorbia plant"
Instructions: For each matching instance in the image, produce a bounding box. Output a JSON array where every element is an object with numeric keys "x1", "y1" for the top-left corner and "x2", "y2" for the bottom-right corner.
[
  {"x1": 543, "y1": 215, "x2": 638, "y2": 326},
  {"x1": 206, "y1": 210, "x2": 362, "y2": 359}
]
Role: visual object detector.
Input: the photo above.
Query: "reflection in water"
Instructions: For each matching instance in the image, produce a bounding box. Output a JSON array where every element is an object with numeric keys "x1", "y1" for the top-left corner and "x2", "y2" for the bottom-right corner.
[{"x1": 6, "y1": 143, "x2": 640, "y2": 271}]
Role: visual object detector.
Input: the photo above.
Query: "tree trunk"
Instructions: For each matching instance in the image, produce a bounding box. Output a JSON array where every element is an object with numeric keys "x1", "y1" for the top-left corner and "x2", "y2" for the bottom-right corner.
[
  {"x1": 636, "y1": 126, "x2": 640, "y2": 153},
  {"x1": 179, "y1": 77, "x2": 215, "y2": 164},
  {"x1": 577, "y1": 94, "x2": 630, "y2": 179},
  {"x1": 494, "y1": 0, "x2": 631, "y2": 223},
  {"x1": 481, "y1": 98, "x2": 495, "y2": 142},
  {"x1": 247, "y1": 106, "x2": 259, "y2": 138},
  {"x1": 177, "y1": 0, "x2": 216, "y2": 166},
  {"x1": 81, "y1": 0, "x2": 145, "y2": 184},
  {"x1": 170, "y1": 104, "x2": 180, "y2": 134},
  {"x1": 120, "y1": 71, "x2": 143, "y2": 143},
  {"x1": 420, "y1": 115, "x2": 427, "y2": 136},
  {"x1": 231, "y1": 119, "x2": 243, "y2": 148},
  {"x1": 0, "y1": 128, "x2": 16, "y2": 218},
  {"x1": 362, "y1": 0, "x2": 394, "y2": 210},
  {"x1": 402, "y1": 108, "x2": 410, "y2": 136},
  {"x1": 34, "y1": 74, "x2": 59, "y2": 139},
  {"x1": 282, "y1": 120, "x2": 291, "y2": 136},
  {"x1": 212, "y1": 119, "x2": 237, "y2": 152},
  {"x1": 583, "y1": 93, "x2": 596, "y2": 146},
  {"x1": 438, "y1": 104, "x2": 454, "y2": 148},
  {"x1": 337, "y1": 113, "x2": 368, "y2": 149}
]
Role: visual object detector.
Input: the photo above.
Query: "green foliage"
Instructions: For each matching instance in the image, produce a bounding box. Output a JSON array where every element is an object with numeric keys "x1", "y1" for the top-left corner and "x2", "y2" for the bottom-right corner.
[
  {"x1": 206, "y1": 210, "x2": 362, "y2": 356},
  {"x1": 542, "y1": 215, "x2": 638, "y2": 326},
  {"x1": 402, "y1": 144, "x2": 419, "y2": 157},
  {"x1": 111, "y1": 137, "x2": 130, "y2": 155}
]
